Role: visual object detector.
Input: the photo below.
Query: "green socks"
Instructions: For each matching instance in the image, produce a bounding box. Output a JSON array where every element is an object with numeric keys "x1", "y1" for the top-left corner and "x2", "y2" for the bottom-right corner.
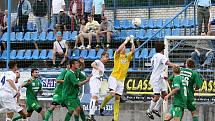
[
  {"x1": 12, "y1": 116, "x2": 22, "y2": 121},
  {"x1": 193, "y1": 116, "x2": 198, "y2": 121},
  {"x1": 45, "y1": 109, "x2": 53, "y2": 121},
  {"x1": 64, "y1": 112, "x2": 72, "y2": 121},
  {"x1": 74, "y1": 115, "x2": 79, "y2": 121}
]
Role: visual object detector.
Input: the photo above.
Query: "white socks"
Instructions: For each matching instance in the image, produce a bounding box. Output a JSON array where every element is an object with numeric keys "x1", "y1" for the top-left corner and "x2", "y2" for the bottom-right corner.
[
  {"x1": 89, "y1": 99, "x2": 96, "y2": 115},
  {"x1": 6, "y1": 118, "x2": 12, "y2": 121},
  {"x1": 153, "y1": 97, "x2": 164, "y2": 111},
  {"x1": 147, "y1": 100, "x2": 157, "y2": 113}
]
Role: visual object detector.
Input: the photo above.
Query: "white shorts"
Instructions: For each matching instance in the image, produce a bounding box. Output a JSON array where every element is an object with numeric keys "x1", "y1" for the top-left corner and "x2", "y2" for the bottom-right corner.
[
  {"x1": 89, "y1": 76, "x2": 102, "y2": 97},
  {"x1": 149, "y1": 78, "x2": 168, "y2": 94},
  {"x1": 0, "y1": 95, "x2": 23, "y2": 113},
  {"x1": 108, "y1": 76, "x2": 124, "y2": 95}
]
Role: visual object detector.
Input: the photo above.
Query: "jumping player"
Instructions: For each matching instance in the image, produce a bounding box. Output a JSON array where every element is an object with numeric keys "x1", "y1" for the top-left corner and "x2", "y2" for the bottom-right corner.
[
  {"x1": 13, "y1": 68, "x2": 45, "y2": 121},
  {"x1": 146, "y1": 42, "x2": 176, "y2": 119},
  {"x1": 164, "y1": 66, "x2": 188, "y2": 121},
  {"x1": 0, "y1": 61, "x2": 27, "y2": 121},
  {"x1": 99, "y1": 36, "x2": 135, "y2": 121},
  {"x1": 87, "y1": 52, "x2": 109, "y2": 121}
]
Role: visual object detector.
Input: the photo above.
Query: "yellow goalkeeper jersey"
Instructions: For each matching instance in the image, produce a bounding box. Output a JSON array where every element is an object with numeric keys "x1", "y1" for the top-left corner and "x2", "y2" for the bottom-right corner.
[{"x1": 111, "y1": 51, "x2": 133, "y2": 81}]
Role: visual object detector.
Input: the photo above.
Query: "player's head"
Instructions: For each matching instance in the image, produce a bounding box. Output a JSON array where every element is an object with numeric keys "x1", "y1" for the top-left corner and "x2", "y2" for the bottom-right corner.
[
  {"x1": 8, "y1": 61, "x2": 17, "y2": 71},
  {"x1": 155, "y1": 42, "x2": 165, "y2": 53},
  {"x1": 101, "y1": 51, "x2": 109, "y2": 63},
  {"x1": 70, "y1": 59, "x2": 80, "y2": 70},
  {"x1": 185, "y1": 58, "x2": 195, "y2": 68},
  {"x1": 31, "y1": 68, "x2": 39, "y2": 78},
  {"x1": 173, "y1": 66, "x2": 180, "y2": 76},
  {"x1": 88, "y1": 14, "x2": 93, "y2": 22}
]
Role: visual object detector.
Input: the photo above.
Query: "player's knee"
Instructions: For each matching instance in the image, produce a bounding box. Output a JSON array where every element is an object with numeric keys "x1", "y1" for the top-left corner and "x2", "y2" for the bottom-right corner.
[
  {"x1": 115, "y1": 95, "x2": 120, "y2": 101},
  {"x1": 36, "y1": 107, "x2": 43, "y2": 113}
]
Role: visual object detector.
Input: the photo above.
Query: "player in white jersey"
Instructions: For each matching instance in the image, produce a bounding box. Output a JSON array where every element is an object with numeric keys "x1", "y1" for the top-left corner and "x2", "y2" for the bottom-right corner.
[
  {"x1": 0, "y1": 61, "x2": 27, "y2": 121},
  {"x1": 146, "y1": 42, "x2": 176, "y2": 120},
  {"x1": 87, "y1": 52, "x2": 109, "y2": 121}
]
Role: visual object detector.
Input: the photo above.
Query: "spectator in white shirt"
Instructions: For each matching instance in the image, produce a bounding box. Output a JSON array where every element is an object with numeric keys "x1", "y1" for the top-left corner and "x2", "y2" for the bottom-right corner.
[
  {"x1": 53, "y1": 31, "x2": 68, "y2": 68},
  {"x1": 92, "y1": 0, "x2": 105, "y2": 24},
  {"x1": 52, "y1": 0, "x2": 65, "y2": 30}
]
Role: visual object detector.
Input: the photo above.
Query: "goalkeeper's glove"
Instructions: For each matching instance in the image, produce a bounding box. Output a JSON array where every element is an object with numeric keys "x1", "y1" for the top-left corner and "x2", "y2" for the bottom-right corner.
[{"x1": 129, "y1": 35, "x2": 134, "y2": 44}]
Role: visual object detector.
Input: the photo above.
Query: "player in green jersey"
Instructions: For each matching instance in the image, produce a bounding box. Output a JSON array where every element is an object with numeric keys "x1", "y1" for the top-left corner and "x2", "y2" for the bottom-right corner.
[
  {"x1": 45, "y1": 60, "x2": 87, "y2": 121},
  {"x1": 164, "y1": 66, "x2": 188, "y2": 121},
  {"x1": 62, "y1": 59, "x2": 91, "y2": 121},
  {"x1": 180, "y1": 58, "x2": 203, "y2": 121},
  {"x1": 13, "y1": 68, "x2": 45, "y2": 121}
]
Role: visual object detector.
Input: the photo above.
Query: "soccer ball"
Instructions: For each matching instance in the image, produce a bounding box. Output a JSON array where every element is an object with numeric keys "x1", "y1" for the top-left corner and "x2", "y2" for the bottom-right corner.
[{"x1": 132, "y1": 18, "x2": 141, "y2": 27}]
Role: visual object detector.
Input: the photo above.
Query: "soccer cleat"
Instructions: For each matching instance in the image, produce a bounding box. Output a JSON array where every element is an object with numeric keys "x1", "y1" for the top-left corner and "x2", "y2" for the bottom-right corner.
[
  {"x1": 87, "y1": 115, "x2": 96, "y2": 121},
  {"x1": 100, "y1": 108, "x2": 104, "y2": 116},
  {"x1": 146, "y1": 111, "x2": 154, "y2": 120},
  {"x1": 152, "y1": 110, "x2": 161, "y2": 117}
]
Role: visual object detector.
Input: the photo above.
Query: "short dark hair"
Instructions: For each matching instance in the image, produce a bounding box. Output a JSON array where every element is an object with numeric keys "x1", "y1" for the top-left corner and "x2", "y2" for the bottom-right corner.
[
  {"x1": 173, "y1": 66, "x2": 180, "y2": 74},
  {"x1": 31, "y1": 68, "x2": 39, "y2": 76},
  {"x1": 70, "y1": 59, "x2": 78, "y2": 66},
  {"x1": 186, "y1": 58, "x2": 195, "y2": 68},
  {"x1": 101, "y1": 51, "x2": 109, "y2": 57},
  {"x1": 88, "y1": 14, "x2": 93, "y2": 18},
  {"x1": 8, "y1": 61, "x2": 17, "y2": 69},
  {"x1": 155, "y1": 42, "x2": 165, "y2": 53}
]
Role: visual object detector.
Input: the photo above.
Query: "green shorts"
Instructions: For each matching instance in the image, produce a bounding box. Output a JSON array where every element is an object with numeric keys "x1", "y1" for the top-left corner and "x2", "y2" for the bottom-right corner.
[
  {"x1": 26, "y1": 99, "x2": 42, "y2": 113},
  {"x1": 52, "y1": 94, "x2": 63, "y2": 105},
  {"x1": 64, "y1": 98, "x2": 80, "y2": 111},
  {"x1": 170, "y1": 105, "x2": 184, "y2": 119},
  {"x1": 187, "y1": 94, "x2": 196, "y2": 111}
]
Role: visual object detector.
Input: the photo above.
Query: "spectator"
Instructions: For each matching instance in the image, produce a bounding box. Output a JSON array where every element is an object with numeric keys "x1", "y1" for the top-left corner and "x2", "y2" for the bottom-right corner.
[
  {"x1": 53, "y1": 31, "x2": 69, "y2": 68},
  {"x1": 52, "y1": 0, "x2": 65, "y2": 29},
  {"x1": 3, "y1": 10, "x2": 17, "y2": 32},
  {"x1": 82, "y1": 0, "x2": 93, "y2": 22},
  {"x1": 96, "y1": 16, "x2": 113, "y2": 48},
  {"x1": 92, "y1": 0, "x2": 105, "y2": 24},
  {"x1": 191, "y1": 47, "x2": 214, "y2": 68},
  {"x1": 191, "y1": 35, "x2": 214, "y2": 68},
  {"x1": 17, "y1": 0, "x2": 31, "y2": 32},
  {"x1": 74, "y1": 18, "x2": 86, "y2": 49},
  {"x1": 32, "y1": 0, "x2": 48, "y2": 33},
  {"x1": 79, "y1": 14, "x2": 100, "y2": 49},
  {"x1": 69, "y1": 0, "x2": 82, "y2": 31},
  {"x1": 56, "y1": 9, "x2": 72, "y2": 32},
  {"x1": 196, "y1": 0, "x2": 211, "y2": 35},
  {"x1": 207, "y1": 19, "x2": 215, "y2": 36},
  {"x1": 0, "y1": 10, "x2": 4, "y2": 36}
]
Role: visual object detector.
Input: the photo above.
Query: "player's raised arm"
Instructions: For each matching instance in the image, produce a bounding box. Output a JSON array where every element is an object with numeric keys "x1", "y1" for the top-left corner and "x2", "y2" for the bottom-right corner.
[
  {"x1": 78, "y1": 75, "x2": 92, "y2": 87},
  {"x1": 130, "y1": 35, "x2": 135, "y2": 54},
  {"x1": 116, "y1": 36, "x2": 130, "y2": 54},
  {"x1": 166, "y1": 61, "x2": 177, "y2": 67}
]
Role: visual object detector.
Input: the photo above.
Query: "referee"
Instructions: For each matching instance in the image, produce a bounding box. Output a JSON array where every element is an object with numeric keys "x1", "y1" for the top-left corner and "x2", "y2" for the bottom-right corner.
[{"x1": 196, "y1": 0, "x2": 211, "y2": 35}]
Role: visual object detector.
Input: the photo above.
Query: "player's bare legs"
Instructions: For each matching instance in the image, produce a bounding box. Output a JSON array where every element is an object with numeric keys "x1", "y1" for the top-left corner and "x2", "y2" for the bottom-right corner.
[{"x1": 152, "y1": 91, "x2": 168, "y2": 117}]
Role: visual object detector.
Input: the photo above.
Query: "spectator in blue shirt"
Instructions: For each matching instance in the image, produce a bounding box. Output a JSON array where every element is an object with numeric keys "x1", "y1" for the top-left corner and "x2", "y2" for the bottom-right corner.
[
  {"x1": 196, "y1": 0, "x2": 211, "y2": 35},
  {"x1": 207, "y1": 19, "x2": 215, "y2": 36},
  {"x1": 82, "y1": 0, "x2": 93, "y2": 22},
  {"x1": 92, "y1": 0, "x2": 105, "y2": 24}
]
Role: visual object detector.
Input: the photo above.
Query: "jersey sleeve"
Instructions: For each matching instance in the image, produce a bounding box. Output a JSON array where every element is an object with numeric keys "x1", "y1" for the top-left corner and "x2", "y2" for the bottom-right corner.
[
  {"x1": 79, "y1": 71, "x2": 87, "y2": 82},
  {"x1": 161, "y1": 55, "x2": 168, "y2": 65},
  {"x1": 56, "y1": 69, "x2": 67, "y2": 80},
  {"x1": 194, "y1": 72, "x2": 203, "y2": 89},
  {"x1": 5, "y1": 72, "x2": 16, "y2": 82},
  {"x1": 114, "y1": 51, "x2": 120, "y2": 60},
  {"x1": 168, "y1": 75, "x2": 174, "y2": 82},
  {"x1": 127, "y1": 52, "x2": 134, "y2": 61},
  {"x1": 173, "y1": 77, "x2": 181, "y2": 89}
]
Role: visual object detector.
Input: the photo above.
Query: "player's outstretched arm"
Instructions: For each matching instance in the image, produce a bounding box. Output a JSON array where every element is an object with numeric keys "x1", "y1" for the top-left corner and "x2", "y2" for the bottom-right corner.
[
  {"x1": 166, "y1": 61, "x2": 177, "y2": 68},
  {"x1": 56, "y1": 80, "x2": 64, "y2": 83},
  {"x1": 78, "y1": 75, "x2": 92, "y2": 87},
  {"x1": 116, "y1": 37, "x2": 130, "y2": 54},
  {"x1": 91, "y1": 61, "x2": 102, "y2": 72},
  {"x1": 130, "y1": 36, "x2": 135, "y2": 54},
  {"x1": 164, "y1": 88, "x2": 179, "y2": 100}
]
